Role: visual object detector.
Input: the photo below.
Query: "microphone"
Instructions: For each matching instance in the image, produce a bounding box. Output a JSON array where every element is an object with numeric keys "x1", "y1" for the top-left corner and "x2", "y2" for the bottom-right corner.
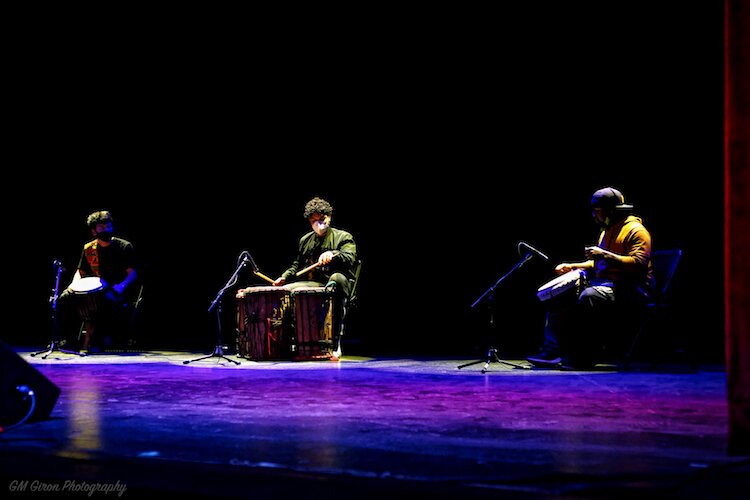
[
  {"x1": 53, "y1": 260, "x2": 66, "y2": 271},
  {"x1": 243, "y1": 251, "x2": 275, "y2": 285},
  {"x1": 243, "y1": 252, "x2": 259, "y2": 273},
  {"x1": 518, "y1": 241, "x2": 549, "y2": 261}
]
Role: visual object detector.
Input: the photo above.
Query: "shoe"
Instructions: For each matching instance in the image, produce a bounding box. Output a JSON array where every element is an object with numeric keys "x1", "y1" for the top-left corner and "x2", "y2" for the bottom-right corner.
[
  {"x1": 332, "y1": 338, "x2": 342, "y2": 360},
  {"x1": 526, "y1": 351, "x2": 562, "y2": 367}
]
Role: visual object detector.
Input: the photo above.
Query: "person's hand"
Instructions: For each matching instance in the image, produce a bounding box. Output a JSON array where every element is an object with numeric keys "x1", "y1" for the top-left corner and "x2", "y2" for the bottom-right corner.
[
  {"x1": 273, "y1": 277, "x2": 286, "y2": 287},
  {"x1": 585, "y1": 246, "x2": 612, "y2": 260},
  {"x1": 555, "y1": 263, "x2": 573, "y2": 275},
  {"x1": 318, "y1": 251, "x2": 334, "y2": 265},
  {"x1": 236, "y1": 288, "x2": 248, "y2": 298}
]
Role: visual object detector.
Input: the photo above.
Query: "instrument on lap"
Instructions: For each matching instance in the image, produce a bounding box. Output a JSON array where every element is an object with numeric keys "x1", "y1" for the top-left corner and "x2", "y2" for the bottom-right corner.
[
  {"x1": 70, "y1": 276, "x2": 108, "y2": 321},
  {"x1": 70, "y1": 276, "x2": 107, "y2": 294},
  {"x1": 536, "y1": 269, "x2": 588, "y2": 302}
]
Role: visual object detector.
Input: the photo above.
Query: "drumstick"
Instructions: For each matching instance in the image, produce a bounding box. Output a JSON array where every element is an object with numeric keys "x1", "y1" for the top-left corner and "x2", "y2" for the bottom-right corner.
[
  {"x1": 295, "y1": 261, "x2": 322, "y2": 277},
  {"x1": 253, "y1": 270, "x2": 276, "y2": 284}
]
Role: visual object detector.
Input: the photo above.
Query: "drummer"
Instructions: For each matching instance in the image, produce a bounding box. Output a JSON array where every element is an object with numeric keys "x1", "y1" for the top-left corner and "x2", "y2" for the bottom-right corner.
[
  {"x1": 62, "y1": 210, "x2": 138, "y2": 352},
  {"x1": 239, "y1": 197, "x2": 357, "y2": 356},
  {"x1": 526, "y1": 187, "x2": 654, "y2": 369}
]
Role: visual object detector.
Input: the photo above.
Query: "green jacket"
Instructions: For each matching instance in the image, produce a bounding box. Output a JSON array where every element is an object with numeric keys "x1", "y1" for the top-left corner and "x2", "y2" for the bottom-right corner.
[{"x1": 281, "y1": 227, "x2": 357, "y2": 283}]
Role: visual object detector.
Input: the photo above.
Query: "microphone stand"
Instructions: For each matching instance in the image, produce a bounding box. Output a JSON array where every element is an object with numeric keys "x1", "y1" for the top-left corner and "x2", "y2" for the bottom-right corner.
[
  {"x1": 458, "y1": 253, "x2": 534, "y2": 372},
  {"x1": 32, "y1": 260, "x2": 85, "y2": 359},
  {"x1": 183, "y1": 254, "x2": 249, "y2": 366}
]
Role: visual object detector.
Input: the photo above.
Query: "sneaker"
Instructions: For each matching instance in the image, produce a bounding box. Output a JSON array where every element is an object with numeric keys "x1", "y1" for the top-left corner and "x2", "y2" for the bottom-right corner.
[
  {"x1": 526, "y1": 351, "x2": 562, "y2": 367},
  {"x1": 332, "y1": 339, "x2": 342, "y2": 360}
]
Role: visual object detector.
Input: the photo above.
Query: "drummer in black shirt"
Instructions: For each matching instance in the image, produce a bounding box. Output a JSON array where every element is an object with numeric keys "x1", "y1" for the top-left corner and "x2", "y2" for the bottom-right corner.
[{"x1": 64, "y1": 210, "x2": 137, "y2": 351}]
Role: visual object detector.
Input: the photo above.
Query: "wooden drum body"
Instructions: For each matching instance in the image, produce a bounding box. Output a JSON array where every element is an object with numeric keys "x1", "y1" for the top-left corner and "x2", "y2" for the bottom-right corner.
[
  {"x1": 289, "y1": 286, "x2": 335, "y2": 360},
  {"x1": 236, "y1": 286, "x2": 292, "y2": 360},
  {"x1": 70, "y1": 276, "x2": 107, "y2": 321}
]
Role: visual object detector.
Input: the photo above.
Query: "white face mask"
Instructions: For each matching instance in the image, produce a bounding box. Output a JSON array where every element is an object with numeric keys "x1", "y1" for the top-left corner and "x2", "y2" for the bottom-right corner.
[{"x1": 312, "y1": 216, "x2": 329, "y2": 237}]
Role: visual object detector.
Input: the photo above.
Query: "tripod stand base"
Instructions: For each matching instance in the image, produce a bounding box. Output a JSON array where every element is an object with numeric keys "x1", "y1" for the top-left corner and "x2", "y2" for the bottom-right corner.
[
  {"x1": 183, "y1": 345, "x2": 241, "y2": 365},
  {"x1": 457, "y1": 347, "x2": 529, "y2": 372},
  {"x1": 30, "y1": 340, "x2": 86, "y2": 360}
]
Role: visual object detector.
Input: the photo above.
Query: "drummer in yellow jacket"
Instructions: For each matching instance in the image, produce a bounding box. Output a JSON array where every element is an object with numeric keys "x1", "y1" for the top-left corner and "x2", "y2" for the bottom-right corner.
[{"x1": 527, "y1": 187, "x2": 654, "y2": 369}]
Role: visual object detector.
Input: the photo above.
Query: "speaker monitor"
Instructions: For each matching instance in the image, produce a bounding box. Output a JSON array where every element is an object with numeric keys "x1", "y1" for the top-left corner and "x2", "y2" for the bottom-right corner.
[{"x1": 0, "y1": 339, "x2": 61, "y2": 426}]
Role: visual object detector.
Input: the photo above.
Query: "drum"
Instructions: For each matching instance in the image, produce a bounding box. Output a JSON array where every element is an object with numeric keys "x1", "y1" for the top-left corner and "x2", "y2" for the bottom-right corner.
[
  {"x1": 289, "y1": 286, "x2": 335, "y2": 360},
  {"x1": 536, "y1": 269, "x2": 588, "y2": 302},
  {"x1": 69, "y1": 276, "x2": 107, "y2": 321},
  {"x1": 236, "y1": 286, "x2": 292, "y2": 360}
]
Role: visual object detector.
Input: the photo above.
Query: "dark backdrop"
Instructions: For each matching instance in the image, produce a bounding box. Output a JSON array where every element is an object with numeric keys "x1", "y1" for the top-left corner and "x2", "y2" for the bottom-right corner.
[{"x1": 3, "y1": 4, "x2": 724, "y2": 361}]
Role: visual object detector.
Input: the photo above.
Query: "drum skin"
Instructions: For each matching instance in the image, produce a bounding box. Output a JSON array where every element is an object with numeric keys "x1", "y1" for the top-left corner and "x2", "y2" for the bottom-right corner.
[
  {"x1": 70, "y1": 277, "x2": 107, "y2": 321},
  {"x1": 537, "y1": 270, "x2": 587, "y2": 302}
]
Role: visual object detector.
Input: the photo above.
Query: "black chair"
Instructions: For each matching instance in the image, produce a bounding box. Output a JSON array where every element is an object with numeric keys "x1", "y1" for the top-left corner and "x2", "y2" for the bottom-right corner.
[
  {"x1": 347, "y1": 258, "x2": 363, "y2": 311},
  {"x1": 623, "y1": 249, "x2": 683, "y2": 368},
  {"x1": 334, "y1": 258, "x2": 362, "y2": 356}
]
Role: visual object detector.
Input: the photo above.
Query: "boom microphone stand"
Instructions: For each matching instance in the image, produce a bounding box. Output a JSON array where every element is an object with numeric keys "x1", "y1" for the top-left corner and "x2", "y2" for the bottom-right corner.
[
  {"x1": 458, "y1": 251, "x2": 536, "y2": 372},
  {"x1": 32, "y1": 260, "x2": 85, "y2": 359},
  {"x1": 183, "y1": 252, "x2": 253, "y2": 366}
]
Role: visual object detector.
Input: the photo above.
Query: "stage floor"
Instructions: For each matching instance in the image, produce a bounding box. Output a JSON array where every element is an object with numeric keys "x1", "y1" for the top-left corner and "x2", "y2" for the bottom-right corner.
[{"x1": 2, "y1": 349, "x2": 747, "y2": 498}]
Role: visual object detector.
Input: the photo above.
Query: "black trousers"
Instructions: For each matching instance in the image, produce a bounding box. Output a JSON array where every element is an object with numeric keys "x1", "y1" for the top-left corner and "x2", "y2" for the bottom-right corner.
[{"x1": 541, "y1": 281, "x2": 649, "y2": 365}]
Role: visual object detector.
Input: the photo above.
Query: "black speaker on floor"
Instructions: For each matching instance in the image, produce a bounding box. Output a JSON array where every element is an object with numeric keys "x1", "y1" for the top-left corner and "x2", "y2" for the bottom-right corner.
[{"x1": 0, "y1": 339, "x2": 61, "y2": 427}]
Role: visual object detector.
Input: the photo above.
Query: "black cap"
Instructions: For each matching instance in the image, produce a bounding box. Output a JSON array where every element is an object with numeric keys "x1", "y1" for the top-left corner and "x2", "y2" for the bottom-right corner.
[{"x1": 591, "y1": 187, "x2": 633, "y2": 211}]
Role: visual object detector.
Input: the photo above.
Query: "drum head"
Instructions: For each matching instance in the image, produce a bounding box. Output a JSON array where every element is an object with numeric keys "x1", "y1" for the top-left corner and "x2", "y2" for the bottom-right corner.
[
  {"x1": 71, "y1": 276, "x2": 106, "y2": 294},
  {"x1": 536, "y1": 269, "x2": 583, "y2": 302}
]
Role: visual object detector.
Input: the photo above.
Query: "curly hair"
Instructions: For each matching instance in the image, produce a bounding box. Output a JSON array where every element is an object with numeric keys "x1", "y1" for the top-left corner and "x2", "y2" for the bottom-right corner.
[
  {"x1": 303, "y1": 197, "x2": 333, "y2": 218},
  {"x1": 86, "y1": 210, "x2": 113, "y2": 229}
]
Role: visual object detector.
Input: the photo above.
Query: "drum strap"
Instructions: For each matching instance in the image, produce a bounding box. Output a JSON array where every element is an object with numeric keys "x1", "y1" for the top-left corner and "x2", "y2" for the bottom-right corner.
[{"x1": 83, "y1": 240, "x2": 100, "y2": 277}]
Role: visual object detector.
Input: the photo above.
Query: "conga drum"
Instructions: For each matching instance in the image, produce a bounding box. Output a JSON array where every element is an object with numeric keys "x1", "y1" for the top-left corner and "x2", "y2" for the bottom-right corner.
[
  {"x1": 70, "y1": 276, "x2": 107, "y2": 321},
  {"x1": 289, "y1": 286, "x2": 335, "y2": 360},
  {"x1": 536, "y1": 269, "x2": 588, "y2": 303},
  {"x1": 236, "y1": 286, "x2": 292, "y2": 360}
]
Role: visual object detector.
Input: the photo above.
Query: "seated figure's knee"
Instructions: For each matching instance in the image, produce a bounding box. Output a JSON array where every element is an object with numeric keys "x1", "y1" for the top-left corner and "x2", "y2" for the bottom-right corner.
[{"x1": 326, "y1": 273, "x2": 351, "y2": 299}]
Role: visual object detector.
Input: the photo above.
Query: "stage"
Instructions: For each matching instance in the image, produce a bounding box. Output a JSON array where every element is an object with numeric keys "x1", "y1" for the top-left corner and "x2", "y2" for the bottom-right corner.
[{"x1": 1, "y1": 348, "x2": 746, "y2": 499}]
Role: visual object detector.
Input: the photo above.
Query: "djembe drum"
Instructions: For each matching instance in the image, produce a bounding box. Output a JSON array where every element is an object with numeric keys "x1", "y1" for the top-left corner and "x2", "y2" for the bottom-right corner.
[
  {"x1": 69, "y1": 276, "x2": 107, "y2": 321},
  {"x1": 236, "y1": 286, "x2": 292, "y2": 360}
]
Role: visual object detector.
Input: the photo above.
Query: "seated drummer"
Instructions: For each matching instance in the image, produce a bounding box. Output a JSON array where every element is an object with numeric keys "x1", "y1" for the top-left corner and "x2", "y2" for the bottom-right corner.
[
  {"x1": 61, "y1": 210, "x2": 138, "y2": 352},
  {"x1": 271, "y1": 197, "x2": 358, "y2": 356},
  {"x1": 526, "y1": 187, "x2": 654, "y2": 369}
]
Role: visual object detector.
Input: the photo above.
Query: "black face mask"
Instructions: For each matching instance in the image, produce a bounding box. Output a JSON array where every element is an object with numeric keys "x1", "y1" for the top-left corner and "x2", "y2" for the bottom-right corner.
[{"x1": 96, "y1": 230, "x2": 113, "y2": 242}]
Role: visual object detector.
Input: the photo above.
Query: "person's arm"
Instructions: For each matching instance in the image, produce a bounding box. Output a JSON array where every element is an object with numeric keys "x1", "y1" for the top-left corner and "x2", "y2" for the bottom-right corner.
[
  {"x1": 277, "y1": 253, "x2": 303, "y2": 285},
  {"x1": 555, "y1": 260, "x2": 595, "y2": 275},
  {"x1": 112, "y1": 268, "x2": 137, "y2": 295},
  {"x1": 318, "y1": 230, "x2": 356, "y2": 267},
  {"x1": 585, "y1": 225, "x2": 651, "y2": 271},
  {"x1": 276, "y1": 235, "x2": 308, "y2": 285}
]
